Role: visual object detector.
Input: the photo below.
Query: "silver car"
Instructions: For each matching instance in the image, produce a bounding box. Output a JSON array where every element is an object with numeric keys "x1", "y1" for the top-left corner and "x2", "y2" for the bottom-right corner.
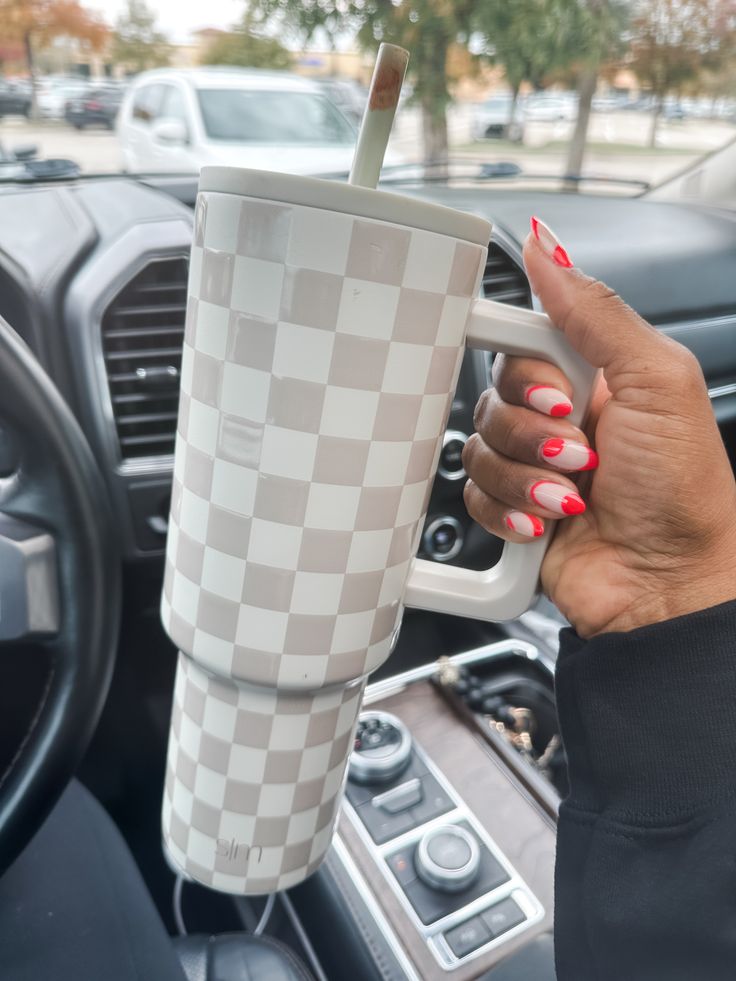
[{"x1": 472, "y1": 94, "x2": 525, "y2": 142}]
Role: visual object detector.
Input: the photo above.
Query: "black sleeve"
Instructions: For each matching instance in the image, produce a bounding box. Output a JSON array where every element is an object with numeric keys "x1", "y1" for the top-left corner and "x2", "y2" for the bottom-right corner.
[{"x1": 553, "y1": 599, "x2": 736, "y2": 981}]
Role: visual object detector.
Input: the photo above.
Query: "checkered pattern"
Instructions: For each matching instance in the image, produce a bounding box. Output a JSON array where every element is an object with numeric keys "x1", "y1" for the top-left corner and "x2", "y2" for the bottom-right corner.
[
  {"x1": 160, "y1": 189, "x2": 486, "y2": 894},
  {"x1": 163, "y1": 651, "x2": 365, "y2": 894},
  {"x1": 161, "y1": 191, "x2": 486, "y2": 691}
]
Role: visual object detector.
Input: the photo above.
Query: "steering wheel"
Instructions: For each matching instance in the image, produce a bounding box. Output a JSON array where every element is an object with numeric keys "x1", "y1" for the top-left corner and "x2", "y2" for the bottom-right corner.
[{"x1": 0, "y1": 315, "x2": 120, "y2": 875}]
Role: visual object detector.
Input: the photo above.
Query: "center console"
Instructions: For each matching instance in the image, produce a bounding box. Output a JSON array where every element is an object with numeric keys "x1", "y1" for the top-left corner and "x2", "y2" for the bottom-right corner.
[{"x1": 320, "y1": 639, "x2": 559, "y2": 980}]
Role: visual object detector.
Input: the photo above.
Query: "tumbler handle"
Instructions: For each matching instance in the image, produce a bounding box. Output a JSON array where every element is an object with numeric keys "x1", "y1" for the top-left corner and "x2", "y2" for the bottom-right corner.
[{"x1": 404, "y1": 298, "x2": 598, "y2": 622}]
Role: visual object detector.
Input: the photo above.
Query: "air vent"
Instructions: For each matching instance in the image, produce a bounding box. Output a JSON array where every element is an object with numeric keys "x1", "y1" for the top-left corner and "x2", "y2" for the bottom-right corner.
[
  {"x1": 101, "y1": 257, "x2": 187, "y2": 460},
  {"x1": 482, "y1": 241, "x2": 532, "y2": 308}
]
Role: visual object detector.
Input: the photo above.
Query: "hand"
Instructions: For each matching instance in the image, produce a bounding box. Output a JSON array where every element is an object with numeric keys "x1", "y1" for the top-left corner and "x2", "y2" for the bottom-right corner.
[{"x1": 463, "y1": 217, "x2": 736, "y2": 638}]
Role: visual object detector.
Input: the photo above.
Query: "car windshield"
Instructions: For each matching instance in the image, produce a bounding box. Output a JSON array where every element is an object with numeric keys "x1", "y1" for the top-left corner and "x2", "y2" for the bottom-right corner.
[
  {"x1": 0, "y1": 0, "x2": 735, "y2": 204},
  {"x1": 196, "y1": 89, "x2": 356, "y2": 144}
]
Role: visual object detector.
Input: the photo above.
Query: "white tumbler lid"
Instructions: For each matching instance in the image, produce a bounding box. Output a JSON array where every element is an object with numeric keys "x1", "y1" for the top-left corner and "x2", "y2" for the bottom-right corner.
[
  {"x1": 198, "y1": 166, "x2": 491, "y2": 246},
  {"x1": 162, "y1": 652, "x2": 365, "y2": 894}
]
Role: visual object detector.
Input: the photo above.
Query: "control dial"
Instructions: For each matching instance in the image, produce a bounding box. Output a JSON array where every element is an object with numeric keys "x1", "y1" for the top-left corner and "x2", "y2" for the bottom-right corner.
[
  {"x1": 415, "y1": 824, "x2": 481, "y2": 893},
  {"x1": 349, "y1": 711, "x2": 412, "y2": 786}
]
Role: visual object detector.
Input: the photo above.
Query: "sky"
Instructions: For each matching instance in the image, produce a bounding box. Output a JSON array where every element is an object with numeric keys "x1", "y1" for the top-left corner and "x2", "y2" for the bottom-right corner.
[{"x1": 88, "y1": 0, "x2": 244, "y2": 44}]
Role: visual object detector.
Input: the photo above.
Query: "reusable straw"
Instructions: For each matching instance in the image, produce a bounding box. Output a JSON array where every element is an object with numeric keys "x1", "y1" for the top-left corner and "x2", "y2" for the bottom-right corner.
[{"x1": 348, "y1": 43, "x2": 410, "y2": 188}]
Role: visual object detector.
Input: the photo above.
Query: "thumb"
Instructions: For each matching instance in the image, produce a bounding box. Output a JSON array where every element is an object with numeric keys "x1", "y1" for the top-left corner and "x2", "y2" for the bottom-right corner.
[{"x1": 523, "y1": 217, "x2": 681, "y2": 397}]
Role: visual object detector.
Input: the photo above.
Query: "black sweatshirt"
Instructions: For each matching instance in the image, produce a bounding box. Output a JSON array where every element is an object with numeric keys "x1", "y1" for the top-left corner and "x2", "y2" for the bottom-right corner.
[{"x1": 554, "y1": 600, "x2": 736, "y2": 981}]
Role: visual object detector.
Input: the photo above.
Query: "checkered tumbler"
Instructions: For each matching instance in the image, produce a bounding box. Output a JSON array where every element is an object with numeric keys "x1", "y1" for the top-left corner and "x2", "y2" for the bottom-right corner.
[
  {"x1": 160, "y1": 168, "x2": 598, "y2": 897},
  {"x1": 163, "y1": 651, "x2": 366, "y2": 895}
]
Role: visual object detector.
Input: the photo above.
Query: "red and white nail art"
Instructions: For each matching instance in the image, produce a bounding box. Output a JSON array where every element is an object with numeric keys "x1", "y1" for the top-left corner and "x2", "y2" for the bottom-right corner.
[
  {"x1": 525, "y1": 385, "x2": 573, "y2": 418},
  {"x1": 530, "y1": 216, "x2": 573, "y2": 268},
  {"x1": 505, "y1": 511, "x2": 545, "y2": 538},
  {"x1": 541, "y1": 438, "x2": 599, "y2": 472},
  {"x1": 530, "y1": 481, "x2": 586, "y2": 516}
]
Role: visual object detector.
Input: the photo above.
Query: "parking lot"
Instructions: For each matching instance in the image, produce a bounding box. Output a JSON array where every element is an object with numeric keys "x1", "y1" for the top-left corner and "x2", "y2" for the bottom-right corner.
[{"x1": 2, "y1": 108, "x2": 733, "y2": 187}]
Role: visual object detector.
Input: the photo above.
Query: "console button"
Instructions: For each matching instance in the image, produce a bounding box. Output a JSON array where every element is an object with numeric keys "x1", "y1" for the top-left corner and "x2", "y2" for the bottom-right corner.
[
  {"x1": 399, "y1": 828, "x2": 511, "y2": 925},
  {"x1": 409, "y1": 773, "x2": 454, "y2": 826},
  {"x1": 438, "y1": 431, "x2": 468, "y2": 481},
  {"x1": 444, "y1": 916, "x2": 492, "y2": 959},
  {"x1": 373, "y1": 778, "x2": 423, "y2": 815},
  {"x1": 423, "y1": 517, "x2": 463, "y2": 562},
  {"x1": 386, "y1": 848, "x2": 417, "y2": 888},
  {"x1": 481, "y1": 896, "x2": 526, "y2": 938},
  {"x1": 356, "y1": 799, "x2": 415, "y2": 844},
  {"x1": 415, "y1": 825, "x2": 480, "y2": 893},
  {"x1": 427, "y1": 830, "x2": 472, "y2": 869}
]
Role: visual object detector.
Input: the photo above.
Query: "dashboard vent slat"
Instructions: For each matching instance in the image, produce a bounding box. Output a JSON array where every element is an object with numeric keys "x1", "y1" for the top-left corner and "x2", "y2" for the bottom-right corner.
[
  {"x1": 101, "y1": 256, "x2": 188, "y2": 460},
  {"x1": 105, "y1": 346, "x2": 183, "y2": 362},
  {"x1": 482, "y1": 241, "x2": 533, "y2": 309}
]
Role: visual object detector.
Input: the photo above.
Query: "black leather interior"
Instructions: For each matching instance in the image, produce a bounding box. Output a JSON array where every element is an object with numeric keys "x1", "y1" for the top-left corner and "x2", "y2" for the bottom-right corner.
[
  {"x1": 0, "y1": 316, "x2": 120, "y2": 875},
  {"x1": 174, "y1": 933, "x2": 314, "y2": 981}
]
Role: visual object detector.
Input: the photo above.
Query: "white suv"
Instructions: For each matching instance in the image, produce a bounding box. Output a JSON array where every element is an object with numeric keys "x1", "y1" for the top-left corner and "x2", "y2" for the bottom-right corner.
[{"x1": 117, "y1": 67, "x2": 362, "y2": 176}]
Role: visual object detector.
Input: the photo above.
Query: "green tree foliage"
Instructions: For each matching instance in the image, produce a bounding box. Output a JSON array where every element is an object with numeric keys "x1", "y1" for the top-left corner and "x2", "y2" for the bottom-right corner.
[
  {"x1": 477, "y1": 0, "x2": 627, "y2": 178},
  {"x1": 111, "y1": 0, "x2": 171, "y2": 74},
  {"x1": 476, "y1": 0, "x2": 579, "y2": 101},
  {"x1": 629, "y1": 0, "x2": 730, "y2": 146},
  {"x1": 200, "y1": 24, "x2": 292, "y2": 70},
  {"x1": 247, "y1": 0, "x2": 477, "y2": 165}
]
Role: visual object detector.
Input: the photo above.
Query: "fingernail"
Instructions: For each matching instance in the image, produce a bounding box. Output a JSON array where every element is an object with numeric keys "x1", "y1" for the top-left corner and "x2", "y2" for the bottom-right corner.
[
  {"x1": 541, "y1": 438, "x2": 599, "y2": 472},
  {"x1": 505, "y1": 511, "x2": 545, "y2": 538},
  {"x1": 525, "y1": 385, "x2": 573, "y2": 418},
  {"x1": 530, "y1": 216, "x2": 573, "y2": 268},
  {"x1": 530, "y1": 481, "x2": 586, "y2": 516}
]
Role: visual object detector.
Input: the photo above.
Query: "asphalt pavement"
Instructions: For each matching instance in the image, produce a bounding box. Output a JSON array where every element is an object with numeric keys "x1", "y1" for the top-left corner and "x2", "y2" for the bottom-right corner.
[{"x1": 1, "y1": 109, "x2": 732, "y2": 187}]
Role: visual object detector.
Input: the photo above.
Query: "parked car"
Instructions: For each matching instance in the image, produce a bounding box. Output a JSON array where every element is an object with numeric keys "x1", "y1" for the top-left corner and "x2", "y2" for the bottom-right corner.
[
  {"x1": 318, "y1": 76, "x2": 368, "y2": 125},
  {"x1": 117, "y1": 67, "x2": 366, "y2": 176},
  {"x1": 65, "y1": 86, "x2": 124, "y2": 130},
  {"x1": 36, "y1": 78, "x2": 91, "y2": 120},
  {"x1": 662, "y1": 101, "x2": 686, "y2": 121},
  {"x1": 0, "y1": 79, "x2": 31, "y2": 118},
  {"x1": 524, "y1": 93, "x2": 578, "y2": 122},
  {"x1": 472, "y1": 94, "x2": 525, "y2": 142}
]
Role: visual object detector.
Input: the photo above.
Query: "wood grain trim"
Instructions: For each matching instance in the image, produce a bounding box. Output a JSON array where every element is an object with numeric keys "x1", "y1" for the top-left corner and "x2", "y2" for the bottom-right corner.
[{"x1": 337, "y1": 680, "x2": 556, "y2": 979}]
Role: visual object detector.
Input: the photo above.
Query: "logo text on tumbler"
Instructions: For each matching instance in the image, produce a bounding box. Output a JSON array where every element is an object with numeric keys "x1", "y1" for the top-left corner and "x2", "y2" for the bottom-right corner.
[{"x1": 215, "y1": 838, "x2": 263, "y2": 864}]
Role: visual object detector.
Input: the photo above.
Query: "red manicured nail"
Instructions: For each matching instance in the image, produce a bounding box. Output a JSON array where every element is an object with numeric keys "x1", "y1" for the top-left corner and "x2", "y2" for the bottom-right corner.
[
  {"x1": 530, "y1": 481, "x2": 586, "y2": 516},
  {"x1": 531, "y1": 216, "x2": 574, "y2": 268},
  {"x1": 541, "y1": 438, "x2": 599, "y2": 471},
  {"x1": 505, "y1": 511, "x2": 545, "y2": 538},
  {"x1": 526, "y1": 385, "x2": 573, "y2": 417}
]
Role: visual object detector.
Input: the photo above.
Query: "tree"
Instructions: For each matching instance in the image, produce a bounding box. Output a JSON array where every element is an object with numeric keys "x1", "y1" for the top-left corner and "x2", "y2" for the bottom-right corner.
[
  {"x1": 629, "y1": 0, "x2": 726, "y2": 147},
  {"x1": 476, "y1": 0, "x2": 580, "y2": 122},
  {"x1": 111, "y1": 0, "x2": 171, "y2": 75},
  {"x1": 0, "y1": 0, "x2": 107, "y2": 116},
  {"x1": 477, "y1": 0, "x2": 627, "y2": 179},
  {"x1": 563, "y1": 0, "x2": 628, "y2": 178},
  {"x1": 247, "y1": 0, "x2": 478, "y2": 166},
  {"x1": 200, "y1": 23, "x2": 291, "y2": 70}
]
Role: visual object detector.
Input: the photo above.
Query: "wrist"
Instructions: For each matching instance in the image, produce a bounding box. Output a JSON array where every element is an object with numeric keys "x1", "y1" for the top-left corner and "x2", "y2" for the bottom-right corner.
[{"x1": 591, "y1": 561, "x2": 736, "y2": 637}]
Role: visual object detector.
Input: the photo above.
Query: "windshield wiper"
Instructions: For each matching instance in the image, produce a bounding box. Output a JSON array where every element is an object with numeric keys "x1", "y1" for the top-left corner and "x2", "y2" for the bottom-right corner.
[
  {"x1": 0, "y1": 147, "x2": 81, "y2": 183},
  {"x1": 374, "y1": 158, "x2": 651, "y2": 191}
]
